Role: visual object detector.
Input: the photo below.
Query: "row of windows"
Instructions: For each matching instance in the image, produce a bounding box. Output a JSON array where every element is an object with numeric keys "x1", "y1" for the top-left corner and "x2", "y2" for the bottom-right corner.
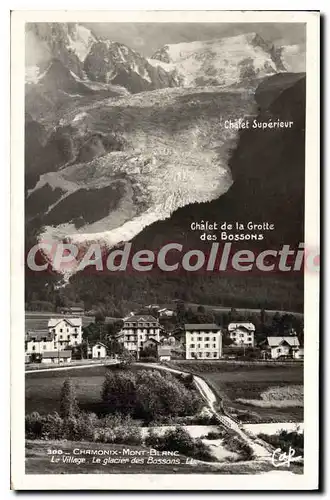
[
  {"x1": 190, "y1": 352, "x2": 219, "y2": 358},
  {"x1": 189, "y1": 343, "x2": 217, "y2": 349},
  {"x1": 231, "y1": 333, "x2": 253, "y2": 339},
  {"x1": 187, "y1": 336, "x2": 218, "y2": 342},
  {"x1": 30, "y1": 340, "x2": 79, "y2": 350},
  {"x1": 56, "y1": 334, "x2": 79, "y2": 340},
  {"x1": 52, "y1": 328, "x2": 79, "y2": 333}
]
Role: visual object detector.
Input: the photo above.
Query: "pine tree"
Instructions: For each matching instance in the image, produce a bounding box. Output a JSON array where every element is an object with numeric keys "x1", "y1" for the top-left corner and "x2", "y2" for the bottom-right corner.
[{"x1": 60, "y1": 379, "x2": 79, "y2": 419}]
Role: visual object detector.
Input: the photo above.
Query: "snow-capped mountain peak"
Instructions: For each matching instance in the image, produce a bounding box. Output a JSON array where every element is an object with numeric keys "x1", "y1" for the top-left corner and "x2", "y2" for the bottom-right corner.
[{"x1": 152, "y1": 32, "x2": 287, "y2": 87}]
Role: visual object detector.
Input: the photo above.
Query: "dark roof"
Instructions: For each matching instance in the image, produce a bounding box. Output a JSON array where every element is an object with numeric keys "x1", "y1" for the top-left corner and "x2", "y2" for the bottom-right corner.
[
  {"x1": 143, "y1": 338, "x2": 160, "y2": 344},
  {"x1": 26, "y1": 330, "x2": 54, "y2": 342},
  {"x1": 43, "y1": 350, "x2": 72, "y2": 358},
  {"x1": 124, "y1": 315, "x2": 159, "y2": 323},
  {"x1": 184, "y1": 324, "x2": 221, "y2": 331}
]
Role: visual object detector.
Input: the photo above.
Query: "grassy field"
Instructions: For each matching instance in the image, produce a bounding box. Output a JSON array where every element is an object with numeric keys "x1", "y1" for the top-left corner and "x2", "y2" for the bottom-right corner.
[
  {"x1": 26, "y1": 365, "x2": 108, "y2": 414},
  {"x1": 167, "y1": 361, "x2": 303, "y2": 423},
  {"x1": 25, "y1": 440, "x2": 303, "y2": 475},
  {"x1": 25, "y1": 312, "x2": 118, "y2": 333}
]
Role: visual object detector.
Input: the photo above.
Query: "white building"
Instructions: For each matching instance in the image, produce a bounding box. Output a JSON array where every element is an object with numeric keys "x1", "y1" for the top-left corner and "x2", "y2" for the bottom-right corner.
[
  {"x1": 158, "y1": 346, "x2": 172, "y2": 362},
  {"x1": 266, "y1": 336, "x2": 301, "y2": 359},
  {"x1": 228, "y1": 322, "x2": 255, "y2": 347},
  {"x1": 117, "y1": 315, "x2": 161, "y2": 358},
  {"x1": 25, "y1": 317, "x2": 83, "y2": 361},
  {"x1": 185, "y1": 324, "x2": 222, "y2": 360},
  {"x1": 25, "y1": 330, "x2": 56, "y2": 356},
  {"x1": 41, "y1": 350, "x2": 72, "y2": 364},
  {"x1": 159, "y1": 308, "x2": 175, "y2": 318},
  {"x1": 48, "y1": 318, "x2": 82, "y2": 348},
  {"x1": 92, "y1": 342, "x2": 107, "y2": 359}
]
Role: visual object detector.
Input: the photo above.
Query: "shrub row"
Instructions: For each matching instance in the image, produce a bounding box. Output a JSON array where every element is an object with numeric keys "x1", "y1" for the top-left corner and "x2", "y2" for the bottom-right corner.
[
  {"x1": 145, "y1": 427, "x2": 216, "y2": 462},
  {"x1": 25, "y1": 411, "x2": 142, "y2": 444}
]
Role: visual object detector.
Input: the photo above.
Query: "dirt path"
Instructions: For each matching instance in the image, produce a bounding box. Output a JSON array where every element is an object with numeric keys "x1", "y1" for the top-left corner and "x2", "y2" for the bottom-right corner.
[{"x1": 137, "y1": 362, "x2": 273, "y2": 459}]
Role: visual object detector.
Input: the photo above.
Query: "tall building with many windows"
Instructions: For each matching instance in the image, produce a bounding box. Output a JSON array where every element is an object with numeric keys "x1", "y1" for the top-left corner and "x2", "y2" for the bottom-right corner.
[
  {"x1": 184, "y1": 324, "x2": 222, "y2": 359},
  {"x1": 118, "y1": 315, "x2": 161, "y2": 358}
]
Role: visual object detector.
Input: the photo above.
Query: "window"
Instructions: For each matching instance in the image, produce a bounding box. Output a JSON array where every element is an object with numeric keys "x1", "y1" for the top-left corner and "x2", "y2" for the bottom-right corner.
[
  {"x1": 60, "y1": 329, "x2": 63, "y2": 333},
  {"x1": 190, "y1": 344, "x2": 195, "y2": 348},
  {"x1": 60, "y1": 335, "x2": 63, "y2": 339},
  {"x1": 43, "y1": 345, "x2": 47, "y2": 350},
  {"x1": 213, "y1": 352, "x2": 217, "y2": 358},
  {"x1": 205, "y1": 343, "x2": 209, "y2": 348},
  {"x1": 190, "y1": 337, "x2": 194, "y2": 342},
  {"x1": 213, "y1": 336, "x2": 217, "y2": 341},
  {"x1": 75, "y1": 328, "x2": 78, "y2": 333},
  {"x1": 197, "y1": 344, "x2": 201, "y2": 348},
  {"x1": 198, "y1": 336, "x2": 202, "y2": 341},
  {"x1": 277, "y1": 348, "x2": 281, "y2": 353},
  {"x1": 205, "y1": 352, "x2": 210, "y2": 358},
  {"x1": 54, "y1": 343, "x2": 57, "y2": 348},
  {"x1": 198, "y1": 352, "x2": 202, "y2": 358},
  {"x1": 205, "y1": 337, "x2": 210, "y2": 341},
  {"x1": 213, "y1": 344, "x2": 216, "y2": 348},
  {"x1": 32, "y1": 346, "x2": 35, "y2": 351},
  {"x1": 67, "y1": 328, "x2": 69, "y2": 333}
]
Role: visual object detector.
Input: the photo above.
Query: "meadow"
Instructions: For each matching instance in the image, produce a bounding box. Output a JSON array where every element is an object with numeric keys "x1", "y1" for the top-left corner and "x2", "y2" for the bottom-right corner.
[{"x1": 167, "y1": 361, "x2": 304, "y2": 423}]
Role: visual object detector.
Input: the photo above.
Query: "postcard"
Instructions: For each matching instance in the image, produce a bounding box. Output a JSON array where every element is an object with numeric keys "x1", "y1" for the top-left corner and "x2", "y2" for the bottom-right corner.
[{"x1": 11, "y1": 9, "x2": 320, "y2": 490}]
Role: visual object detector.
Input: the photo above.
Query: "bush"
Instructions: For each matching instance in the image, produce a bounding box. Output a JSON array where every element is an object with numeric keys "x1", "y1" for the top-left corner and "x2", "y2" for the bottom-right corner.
[
  {"x1": 146, "y1": 427, "x2": 216, "y2": 462},
  {"x1": 222, "y1": 431, "x2": 255, "y2": 461},
  {"x1": 102, "y1": 370, "x2": 137, "y2": 415},
  {"x1": 25, "y1": 412, "x2": 44, "y2": 439},
  {"x1": 204, "y1": 430, "x2": 225, "y2": 440},
  {"x1": 258, "y1": 430, "x2": 304, "y2": 457},
  {"x1": 42, "y1": 412, "x2": 63, "y2": 440},
  {"x1": 101, "y1": 369, "x2": 202, "y2": 421}
]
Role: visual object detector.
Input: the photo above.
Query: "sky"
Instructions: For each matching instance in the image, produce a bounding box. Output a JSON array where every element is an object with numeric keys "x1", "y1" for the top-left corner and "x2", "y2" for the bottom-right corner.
[{"x1": 83, "y1": 22, "x2": 306, "y2": 57}]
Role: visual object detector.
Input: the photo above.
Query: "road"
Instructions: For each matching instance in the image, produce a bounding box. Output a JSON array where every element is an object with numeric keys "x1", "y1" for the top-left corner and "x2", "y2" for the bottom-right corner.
[{"x1": 137, "y1": 362, "x2": 273, "y2": 459}]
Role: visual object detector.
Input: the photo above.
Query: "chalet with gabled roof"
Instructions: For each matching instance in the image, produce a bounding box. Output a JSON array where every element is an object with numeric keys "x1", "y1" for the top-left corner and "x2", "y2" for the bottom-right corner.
[{"x1": 265, "y1": 336, "x2": 302, "y2": 359}]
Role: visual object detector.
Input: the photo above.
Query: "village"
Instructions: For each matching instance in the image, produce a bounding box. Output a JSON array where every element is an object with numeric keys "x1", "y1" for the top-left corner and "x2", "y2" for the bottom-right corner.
[{"x1": 25, "y1": 303, "x2": 304, "y2": 366}]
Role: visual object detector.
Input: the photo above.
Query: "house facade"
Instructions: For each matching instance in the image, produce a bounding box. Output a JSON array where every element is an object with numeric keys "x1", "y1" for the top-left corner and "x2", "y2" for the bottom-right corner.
[
  {"x1": 92, "y1": 342, "x2": 107, "y2": 359},
  {"x1": 117, "y1": 315, "x2": 161, "y2": 358},
  {"x1": 48, "y1": 318, "x2": 82, "y2": 348},
  {"x1": 25, "y1": 330, "x2": 56, "y2": 356},
  {"x1": 266, "y1": 336, "x2": 301, "y2": 359},
  {"x1": 25, "y1": 317, "x2": 82, "y2": 362},
  {"x1": 185, "y1": 324, "x2": 222, "y2": 360},
  {"x1": 41, "y1": 350, "x2": 72, "y2": 364},
  {"x1": 228, "y1": 322, "x2": 255, "y2": 347}
]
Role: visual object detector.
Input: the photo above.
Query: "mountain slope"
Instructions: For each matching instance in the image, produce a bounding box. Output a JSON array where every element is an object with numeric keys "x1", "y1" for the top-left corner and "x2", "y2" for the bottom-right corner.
[
  {"x1": 26, "y1": 22, "x2": 97, "y2": 77},
  {"x1": 151, "y1": 33, "x2": 287, "y2": 87},
  {"x1": 62, "y1": 73, "x2": 305, "y2": 313},
  {"x1": 84, "y1": 40, "x2": 181, "y2": 93},
  {"x1": 26, "y1": 84, "x2": 260, "y2": 254}
]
